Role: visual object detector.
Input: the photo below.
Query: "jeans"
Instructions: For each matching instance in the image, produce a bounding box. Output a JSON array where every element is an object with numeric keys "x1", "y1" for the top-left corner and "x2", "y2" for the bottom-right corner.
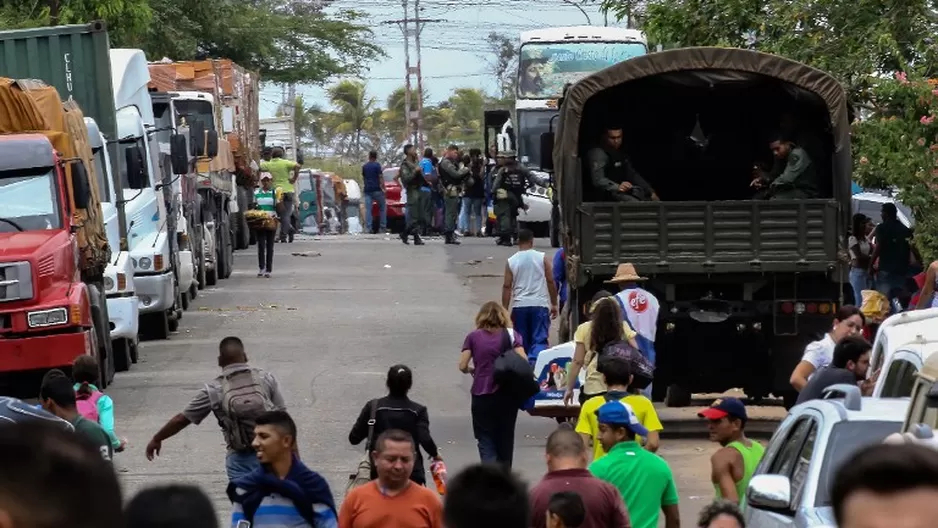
[
  {"x1": 849, "y1": 267, "x2": 870, "y2": 306},
  {"x1": 256, "y1": 228, "x2": 275, "y2": 272},
  {"x1": 876, "y1": 270, "x2": 907, "y2": 297},
  {"x1": 225, "y1": 450, "x2": 260, "y2": 481},
  {"x1": 278, "y1": 192, "x2": 296, "y2": 242},
  {"x1": 459, "y1": 196, "x2": 484, "y2": 234},
  {"x1": 364, "y1": 190, "x2": 387, "y2": 232},
  {"x1": 471, "y1": 392, "x2": 519, "y2": 468},
  {"x1": 511, "y1": 306, "x2": 551, "y2": 362}
]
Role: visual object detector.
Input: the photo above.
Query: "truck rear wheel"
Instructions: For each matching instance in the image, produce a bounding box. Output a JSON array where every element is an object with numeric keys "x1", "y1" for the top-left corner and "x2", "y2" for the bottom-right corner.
[
  {"x1": 664, "y1": 384, "x2": 692, "y2": 408},
  {"x1": 113, "y1": 338, "x2": 132, "y2": 373},
  {"x1": 550, "y1": 203, "x2": 561, "y2": 248},
  {"x1": 141, "y1": 312, "x2": 170, "y2": 340},
  {"x1": 206, "y1": 267, "x2": 218, "y2": 286}
]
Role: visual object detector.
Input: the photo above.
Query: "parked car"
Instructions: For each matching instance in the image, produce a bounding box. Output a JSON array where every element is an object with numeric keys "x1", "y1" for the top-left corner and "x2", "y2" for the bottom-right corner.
[
  {"x1": 744, "y1": 386, "x2": 906, "y2": 528},
  {"x1": 869, "y1": 307, "x2": 938, "y2": 398},
  {"x1": 369, "y1": 167, "x2": 405, "y2": 233}
]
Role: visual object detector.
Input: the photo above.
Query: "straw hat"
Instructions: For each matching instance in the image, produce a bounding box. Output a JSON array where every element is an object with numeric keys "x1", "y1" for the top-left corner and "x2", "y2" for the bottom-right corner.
[{"x1": 605, "y1": 263, "x2": 647, "y2": 283}]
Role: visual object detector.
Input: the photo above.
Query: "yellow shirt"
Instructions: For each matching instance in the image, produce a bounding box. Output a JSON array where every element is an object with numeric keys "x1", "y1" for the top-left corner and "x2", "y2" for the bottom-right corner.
[
  {"x1": 260, "y1": 158, "x2": 299, "y2": 194},
  {"x1": 573, "y1": 321, "x2": 638, "y2": 395},
  {"x1": 576, "y1": 391, "x2": 663, "y2": 461}
]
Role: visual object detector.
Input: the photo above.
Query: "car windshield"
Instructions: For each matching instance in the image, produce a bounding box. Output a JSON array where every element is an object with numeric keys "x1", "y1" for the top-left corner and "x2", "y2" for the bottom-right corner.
[
  {"x1": 816, "y1": 420, "x2": 902, "y2": 506},
  {"x1": 383, "y1": 168, "x2": 399, "y2": 183},
  {"x1": 518, "y1": 110, "x2": 556, "y2": 169},
  {"x1": 173, "y1": 99, "x2": 215, "y2": 133},
  {"x1": 0, "y1": 168, "x2": 62, "y2": 232}
]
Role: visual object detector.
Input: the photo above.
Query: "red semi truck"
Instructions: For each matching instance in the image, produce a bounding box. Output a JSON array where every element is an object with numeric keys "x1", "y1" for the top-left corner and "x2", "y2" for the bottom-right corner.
[{"x1": 0, "y1": 78, "x2": 114, "y2": 388}]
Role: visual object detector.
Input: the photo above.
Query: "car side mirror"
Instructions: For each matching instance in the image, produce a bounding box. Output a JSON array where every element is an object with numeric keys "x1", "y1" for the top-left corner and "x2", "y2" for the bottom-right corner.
[
  {"x1": 539, "y1": 132, "x2": 555, "y2": 171},
  {"x1": 189, "y1": 120, "x2": 206, "y2": 157},
  {"x1": 747, "y1": 474, "x2": 792, "y2": 511},
  {"x1": 206, "y1": 130, "x2": 219, "y2": 158},
  {"x1": 124, "y1": 146, "x2": 148, "y2": 189},
  {"x1": 169, "y1": 133, "x2": 189, "y2": 175},
  {"x1": 70, "y1": 160, "x2": 91, "y2": 209}
]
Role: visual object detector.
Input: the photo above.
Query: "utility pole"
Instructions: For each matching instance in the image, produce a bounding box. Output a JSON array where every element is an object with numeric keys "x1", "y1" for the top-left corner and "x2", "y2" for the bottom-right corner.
[{"x1": 384, "y1": 2, "x2": 442, "y2": 151}]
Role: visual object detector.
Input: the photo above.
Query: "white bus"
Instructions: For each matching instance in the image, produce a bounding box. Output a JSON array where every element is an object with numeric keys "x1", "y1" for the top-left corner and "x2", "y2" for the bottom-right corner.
[{"x1": 516, "y1": 26, "x2": 648, "y2": 169}]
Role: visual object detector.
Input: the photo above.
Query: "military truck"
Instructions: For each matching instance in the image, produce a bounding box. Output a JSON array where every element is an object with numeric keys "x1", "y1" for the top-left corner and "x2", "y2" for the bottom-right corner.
[{"x1": 540, "y1": 48, "x2": 852, "y2": 407}]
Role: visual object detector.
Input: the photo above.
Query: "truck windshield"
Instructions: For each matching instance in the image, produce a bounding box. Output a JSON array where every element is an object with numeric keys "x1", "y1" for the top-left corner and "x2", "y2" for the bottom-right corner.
[
  {"x1": 518, "y1": 110, "x2": 557, "y2": 168},
  {"x1": 174, "y1": 100, "x2": 215, "y2": 134},
  {"x1": 92, "y1": 147, "x2": 111, "y2": 202},
  {"x1": 0, "y1": 168, "x2": 62, "y2": 232},
  {"x1": 152, "y1": 102, "x2": 174, "y2": 147},
  {"x1": 519, "y1": 41, "x2": 647, "y2": 99}
]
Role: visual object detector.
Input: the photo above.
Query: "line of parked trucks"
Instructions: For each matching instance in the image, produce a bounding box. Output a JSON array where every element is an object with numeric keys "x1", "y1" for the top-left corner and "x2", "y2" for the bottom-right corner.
[{"x1": 0, "y1": 21, "x2": 282, "y2": 389}]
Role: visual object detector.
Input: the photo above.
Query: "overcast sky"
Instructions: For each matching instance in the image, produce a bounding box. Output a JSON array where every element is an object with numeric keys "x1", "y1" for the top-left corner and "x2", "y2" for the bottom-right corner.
[{"x1": 258, "y1": 0, "x2": 617, "y2": 117}]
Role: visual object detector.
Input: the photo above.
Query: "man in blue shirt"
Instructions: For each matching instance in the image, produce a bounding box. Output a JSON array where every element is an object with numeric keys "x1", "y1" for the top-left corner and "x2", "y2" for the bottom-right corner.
[{"x1": 361, "y1": 151, "x2": 386, "y2": 234}]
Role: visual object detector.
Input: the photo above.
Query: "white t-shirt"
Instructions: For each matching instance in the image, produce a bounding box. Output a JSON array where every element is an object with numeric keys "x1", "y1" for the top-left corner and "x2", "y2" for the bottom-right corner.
[
  {"x1": 508, "y1": 249, "x2": 550, "y2": 308},
  {"x1": 848, "y1": 235, "x2": 871, "y2": 264},
  {"x1": 802, "y1": 334, "x2": 836, "y2": 377}
]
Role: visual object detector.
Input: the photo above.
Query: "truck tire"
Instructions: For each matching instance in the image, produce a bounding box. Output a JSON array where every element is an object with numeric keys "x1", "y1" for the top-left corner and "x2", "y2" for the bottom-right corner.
[
  {"x1": 168, "y1": 310, "x2": 179, "y2": 332},
  {"x1": 550, "y1": 203, "x2": 561, "y2": 248},
  {"x1": 91, "y1": 290, "x2": 115, "y2": 387},
  {"x1": 87, "y1": 320, "x2": 105, "y2": 390},
  {"x1": 130, "y1": 340, "x2": 139, "y2": 364},
  {"x1": 113, "y1": 338, "x2": 132, "y2": 373},
  {"x1": 141, "y1": 311, "x2": 170, "y2": 340},
  {"x1": 206, "y1": 267, "x2": 218, "y2": 286},
  {"x1": 181, "y1": 291, "x2": 190, "y2": 311},
  {"x1": 235, "y1": 211, "x2": 250, "y2": 250},
  {"x1": 196, "y1": 231, "x2": 207, "y2": 290},
  {"x1": 221, "y1": 211, "x2": 234, "y2": 279},
  {"x1": 664, "y1": 384, "x2": 692, "y2": 408}
]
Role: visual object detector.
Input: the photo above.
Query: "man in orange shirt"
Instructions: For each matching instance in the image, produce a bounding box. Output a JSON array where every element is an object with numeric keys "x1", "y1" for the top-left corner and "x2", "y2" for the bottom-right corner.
[{"x1": 340, "y1": 429, "x2": 443, "y2": 528}]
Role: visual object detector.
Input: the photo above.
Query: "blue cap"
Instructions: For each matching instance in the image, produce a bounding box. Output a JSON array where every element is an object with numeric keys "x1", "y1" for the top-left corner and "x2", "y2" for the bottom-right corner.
[
  {"x1": 595, "y1": 400, "x2": 649, "y2": 437},
  {"x1": 698, "y1": 397, "x2": 748, "y2": 421}
]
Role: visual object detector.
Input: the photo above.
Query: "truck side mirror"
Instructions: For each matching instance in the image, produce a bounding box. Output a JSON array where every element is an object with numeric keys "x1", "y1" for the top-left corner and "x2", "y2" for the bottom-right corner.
[
  {"x1": 170, "y1": 134, "x2": 189, "y2": 175},
  {"x1": 125, "y1": 146, "x2": 148, "y2": 189},
  {"x1": 189, "y1": 120, "x2": 206, "y2": 157},
  {"x1": 70, "y1": 161, "x2": 91, "y2": 209},
  {"x1": 539, "y1": 132, "x2": 555, "y2": 171},
  {"x1": 206, "y1": 130, "x2": 219, "y2": 158}
]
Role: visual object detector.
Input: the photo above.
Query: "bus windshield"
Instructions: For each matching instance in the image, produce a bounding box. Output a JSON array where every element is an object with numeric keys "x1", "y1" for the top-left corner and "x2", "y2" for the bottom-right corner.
[{"x1": 518, "y1": 41, "x2": 647, "y2": 99}]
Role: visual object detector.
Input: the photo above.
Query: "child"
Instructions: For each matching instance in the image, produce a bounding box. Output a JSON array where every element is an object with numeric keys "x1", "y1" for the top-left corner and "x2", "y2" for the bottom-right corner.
[
  {"x1": 575, "y1": 355, "x2": 663, "y2": 460},
  {"x1": 546, "y1": 491, "x2": 585, "y2": 528},
  {"x1": 72, "y1": 355, "x2": 126, "y2": 452}
]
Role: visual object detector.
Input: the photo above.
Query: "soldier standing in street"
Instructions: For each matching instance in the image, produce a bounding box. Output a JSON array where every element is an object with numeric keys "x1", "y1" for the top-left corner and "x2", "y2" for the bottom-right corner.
[
  {"x1": 492, "y1": 150, "x2": 548, "y2": 246},
  {"x1": 399, "y1": 144, "x2": 427, "y2": 246},
  {"x1": 438, "y1": 145, "x2": 470, "y2": 245}
]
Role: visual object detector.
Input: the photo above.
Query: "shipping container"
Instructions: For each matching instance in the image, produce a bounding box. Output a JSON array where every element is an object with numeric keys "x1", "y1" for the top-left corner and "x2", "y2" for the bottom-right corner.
[{"x1": 0, "y1": 21, "x2": 118, "y2": 148}]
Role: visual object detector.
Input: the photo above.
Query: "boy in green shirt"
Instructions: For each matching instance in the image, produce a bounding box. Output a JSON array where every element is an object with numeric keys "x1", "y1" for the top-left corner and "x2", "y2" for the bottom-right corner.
[
  {"x1": 39, "y1": 371, "x2": 113, "y2": 462},
  {"x1": 589, "y1": 400, "x2": 680, "y2": 528}
]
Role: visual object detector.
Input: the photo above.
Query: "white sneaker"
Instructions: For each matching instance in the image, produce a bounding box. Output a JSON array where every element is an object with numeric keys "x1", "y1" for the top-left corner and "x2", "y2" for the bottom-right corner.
[{"x1": 257, "y1": 269, "x2": 264, "y2": 277}]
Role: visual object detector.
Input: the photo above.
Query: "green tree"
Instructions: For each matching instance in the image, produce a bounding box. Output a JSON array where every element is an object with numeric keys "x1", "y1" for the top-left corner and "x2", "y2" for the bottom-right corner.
[
  {"x1": 424, "y1": 88, "x2": 485, "y2": 148},
  {"x1": 323, "y1": 79, "x2": 379, "y2": 159},
  {"x1": 0, "y1": 0, "x2": 151, "y2": 44},
  {"x1": 485, "y1": 31, "x2": 518, "y2": 107}
]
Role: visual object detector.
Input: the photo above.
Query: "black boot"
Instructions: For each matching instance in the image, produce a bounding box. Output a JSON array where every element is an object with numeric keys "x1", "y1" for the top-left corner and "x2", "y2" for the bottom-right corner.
[
  {"x1": 413, "y1": 233, "x2": 425, "y2": 245},
  {"x1": 400, "y1": 230, "x2": 410, "y2": 245},
  {"x1": 445, "y1": 232, "x2": 460, "y2": 245}
]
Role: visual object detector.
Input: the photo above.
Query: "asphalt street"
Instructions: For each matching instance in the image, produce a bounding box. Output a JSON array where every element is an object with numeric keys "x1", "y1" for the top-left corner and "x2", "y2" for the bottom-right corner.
[{"x1": 109, "y1": 234, "x2": 737, "y2": 526}]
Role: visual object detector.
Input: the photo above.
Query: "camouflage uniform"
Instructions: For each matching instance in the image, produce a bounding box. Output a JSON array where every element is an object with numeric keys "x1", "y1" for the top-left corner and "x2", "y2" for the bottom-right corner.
[
  {"x1": 438, "y1": 155, "x2": 470, "y2": 244},
  {"x1": 492, "y1": 152, "x2": 541, "y2": 246},
  {"x1": 399, "y1": 158, "x2": 427, "y2": 245}
]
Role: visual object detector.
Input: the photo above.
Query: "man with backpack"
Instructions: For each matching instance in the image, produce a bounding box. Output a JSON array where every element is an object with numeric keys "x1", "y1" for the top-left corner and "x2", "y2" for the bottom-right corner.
[{"x1": 145, "y1": 336, "x2": 286, "y2": 480}]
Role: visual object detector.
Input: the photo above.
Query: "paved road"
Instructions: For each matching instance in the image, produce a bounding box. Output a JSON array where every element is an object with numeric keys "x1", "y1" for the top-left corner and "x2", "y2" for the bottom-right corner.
[{"x1": 110, "y1": 235, "x2": 724, "y2": 526}]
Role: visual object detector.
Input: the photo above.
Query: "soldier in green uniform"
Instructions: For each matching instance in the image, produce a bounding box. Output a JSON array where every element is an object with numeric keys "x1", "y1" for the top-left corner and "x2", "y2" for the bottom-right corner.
[
  {"x1": 438, "y1": 144, "x2": 470, "y2": 245},
  {"x1": 492, "y1": 150, "x2": 548, "y2": 247},
  {"x1": 751, "y1": 134, "x2": 820, "y2": 200},
  {"x1": 399, "y1": 144, "x2": 427, "y2": 246}
]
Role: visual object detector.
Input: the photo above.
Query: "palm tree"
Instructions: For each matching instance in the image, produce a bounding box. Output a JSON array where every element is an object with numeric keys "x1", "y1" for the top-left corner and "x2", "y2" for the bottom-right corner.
[{"x1": 325, "y1": 79, "x2": 379, "y2": 159}]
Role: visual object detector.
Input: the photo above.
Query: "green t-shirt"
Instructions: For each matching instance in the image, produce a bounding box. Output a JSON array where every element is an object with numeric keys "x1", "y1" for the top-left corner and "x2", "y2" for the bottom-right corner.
[
  {"x1": 589, "y1": 441, "x2": 679, "y2": 528},
  {"x1": 70, "y1": 415, "x2": 113, "y2": 462},
  {"x1": 875, "y1": 219, "x2": 913, "y2": 274},
  {"x1": 714, "y1": 439, "x2": 766, "y2": 506},
  {"x1": 260, "y1": 158, "x2": 299, "y2": 194}
]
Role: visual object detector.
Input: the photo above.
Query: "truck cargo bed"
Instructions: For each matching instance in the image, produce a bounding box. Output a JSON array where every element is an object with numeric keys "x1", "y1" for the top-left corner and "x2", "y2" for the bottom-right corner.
[{"x1": 576, "y1": 199, "x2": 841, "y2": 275}]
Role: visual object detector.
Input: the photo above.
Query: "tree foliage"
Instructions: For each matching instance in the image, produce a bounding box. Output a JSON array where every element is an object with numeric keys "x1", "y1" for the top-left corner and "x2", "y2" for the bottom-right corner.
[
  {"x1": 0, "y1": 0, "x2": 383, "y2": 86},
  {"x1": 484, "y1": 31, "x2": 518, "y2": 107}
]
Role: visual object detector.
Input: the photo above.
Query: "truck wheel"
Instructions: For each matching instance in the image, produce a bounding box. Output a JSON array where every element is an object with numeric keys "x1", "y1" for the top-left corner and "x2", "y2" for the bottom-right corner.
[
  {"x1": 189, "y1": 283, "x2": 198, "y2": 301},
  {"x1": 168, "y1": 310, "x2": 179, "y2": 332},
  {"x1": 206, "y1": 267, "x2": 218, "y2": 287},
  {"x1": 92, "y1": 303, "x2": 114, "y2": 387},
  {"x1": 181, "y1": 291, "x2": 190, "y2": 311},
  {"x1": 196, "y1": 232, "x2": 207, "y2": 290},
  {"x1": 237, "y1": 211, "x2": 250, "y2": 250},
  {"x1": 664, "y1": 384, "x2": 692, "y2": 408},
  {"x1": 113, "y1": 338, "x2": 131, "y2": 373},
  {"x1": 130, "y1": 340, "x2": 139, "y2": 364},
  {"x1": 142, "y1": 312, "x2": 170, "y2": 340},
  {"x1": 221, "y1": 214, "x2": 234, "y2": 279}
]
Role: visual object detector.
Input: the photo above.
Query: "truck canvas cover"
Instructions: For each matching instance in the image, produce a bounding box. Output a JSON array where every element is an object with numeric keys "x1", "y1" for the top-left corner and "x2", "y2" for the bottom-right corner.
[
  {"x1": 0, "y1": 78, "x2": 110, "y2": 271},
  {"x1": 147, "y1": 59, "x2": 260, "y2": 165},
  {"x1": 554, "y1": 47, "x2": 851, "y2": 277}
]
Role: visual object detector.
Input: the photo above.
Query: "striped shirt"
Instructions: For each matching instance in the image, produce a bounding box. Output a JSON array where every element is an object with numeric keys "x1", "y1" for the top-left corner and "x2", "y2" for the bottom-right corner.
[
  {"x1": 230, "y1": 490, "x2": 337, "y2": 528},
  {"x1": 255, "y1": 189, "x2": 276, "y2": 215}
]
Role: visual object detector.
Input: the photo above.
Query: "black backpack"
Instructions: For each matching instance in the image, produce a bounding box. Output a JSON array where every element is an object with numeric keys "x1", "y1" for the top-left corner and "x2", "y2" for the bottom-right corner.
[{"x1": 493, "y1": 328, "x2": 539, "y2": 402}]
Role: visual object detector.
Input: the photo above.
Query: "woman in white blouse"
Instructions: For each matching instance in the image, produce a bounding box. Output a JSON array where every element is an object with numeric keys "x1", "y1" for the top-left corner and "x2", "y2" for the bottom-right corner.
[
  {"x1": 848, "y1": 213, "x2": 874, "y2": 306},
  {"x1": 789, "y1": 305, "x2": 865, "y2": 392}
]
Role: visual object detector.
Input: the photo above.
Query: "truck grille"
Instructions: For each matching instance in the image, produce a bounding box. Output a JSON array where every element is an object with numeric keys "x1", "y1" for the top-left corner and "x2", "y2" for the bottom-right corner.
[{"x1": 0, "y1": 262, "x2": 33, "y2": 302}]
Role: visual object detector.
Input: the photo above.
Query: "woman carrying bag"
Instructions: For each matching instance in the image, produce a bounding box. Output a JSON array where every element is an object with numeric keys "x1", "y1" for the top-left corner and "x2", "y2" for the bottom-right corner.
[{"x1": 248, "y1": 172, "x2": 279, "y2": 277}]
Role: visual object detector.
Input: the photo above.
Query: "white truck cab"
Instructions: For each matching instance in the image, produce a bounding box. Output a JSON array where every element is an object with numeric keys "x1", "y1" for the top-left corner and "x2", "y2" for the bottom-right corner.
[
  {"x1": 85, "y1": 117, "x2": 139, "y2": 367},
  {"x1": 110, "y1": 48, "x2": 180, "y2": 339}
]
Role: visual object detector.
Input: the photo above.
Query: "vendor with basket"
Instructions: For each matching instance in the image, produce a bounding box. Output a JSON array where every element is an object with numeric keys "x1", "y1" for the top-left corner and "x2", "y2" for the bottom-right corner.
[{"x1": 247, "y1": 172, "x2": 280, "y2": 277}]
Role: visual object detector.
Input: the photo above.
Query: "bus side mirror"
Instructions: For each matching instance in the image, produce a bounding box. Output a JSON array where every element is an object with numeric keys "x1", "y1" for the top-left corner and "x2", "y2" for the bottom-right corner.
[
  {"x1": 206, "y1": 130, "x2": 219, "y2": 158},
  {"x1": 125, "y1": 146, "x2": 148, "y2": 189},
  {"x1": 170, "y1": 134, "x2": 189, "y2": 175},
  {"x1": 540, "y1": 132, "x2": 555, "y2": 171},
  {"x1": 70, "y1": 161, "x2": 91, "y2": 209}
]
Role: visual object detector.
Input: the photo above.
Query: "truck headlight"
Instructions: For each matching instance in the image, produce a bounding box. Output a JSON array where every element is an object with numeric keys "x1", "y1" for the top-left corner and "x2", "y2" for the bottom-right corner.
[
  {"x1": 104, "y1": 277, "x2": 115, "y2": 291},
  {"x1": 27, "y1": 307, "x2": 68, "y2": 328},
  {"x1": 138, "y1": 257, "x2": 152, "y2": 270}
]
